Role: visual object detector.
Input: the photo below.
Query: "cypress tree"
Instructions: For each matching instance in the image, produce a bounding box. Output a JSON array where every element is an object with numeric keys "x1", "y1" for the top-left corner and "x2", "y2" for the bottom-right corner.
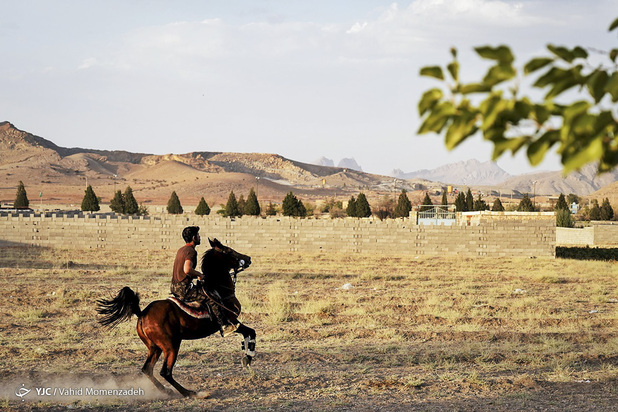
[
  {"x1": 355, "y1": 193, "x2": 372, "y2": 217},
  {"x1": 441, "y1": 191, "x2": 448, "y2": 206},
  {"x1": 492, "y1": 198, "x2": 505, "y2": 212},
  {"x1": 420, "y1": 192, "x2": 433, "y2": 212},
  {"x1": 589, "y1": 199, "x2": 601, "y2": 220},
  {"x1": 265, "y1": 202, "x2": 277, "y2": 216},
  {"x1": 473, "y1": 194, "x2": 488, "y2": 211},
  {"x1": 167, "y1": 191, "x2": 183, "y2": 214},
  {"x1": 195, "y1": 197, "x2": 211, "y2": 216},
  {"x1": 81, "y1": 185, "x2": 100, "y2": 212},
  {"x1": 225, "y1": 191, "x2": 240, "y2": 217},
  {"x1": 556, "y1": 209, "x2": 574, "y2": 228},
  {"x1": 14, "y1": 181, "x2": 29, "y2": 208},
  {"x1": 282, "y1": 192, "x2": 298, "y2": 216},
  {"x1": 124, "y1": 186, "x2": 139, "y2": 214},
  {"x1": 394, "y1": 189, "x2": 412, "y2": 218},
  {"x1": 110, "y1": 190, "x2": 125, "y2": 213},
  {"x1": 517, "y1": 194, "x2": 535, "y2": 212},
  {"x1": 237, "y1": 194, "x2": 246, "y2": 216},
  {"x1": 244, "y1": 187, "x2": 261, "y2": 216},
  {"x1": 600, "y1": 198, "x2": 614, "y2": 221},
  {"x1": 346, "y1": 196, "x2": 357, "y2": 217},
  {"x1": 555, "y1": 193, "x2": 568, "y2": 211},
  {"x1": 455, "y1": 192, "x2": 467, "y2": 212},
  {"x1": 465, "y1": 188, "x2": 474, "y2": 212}
]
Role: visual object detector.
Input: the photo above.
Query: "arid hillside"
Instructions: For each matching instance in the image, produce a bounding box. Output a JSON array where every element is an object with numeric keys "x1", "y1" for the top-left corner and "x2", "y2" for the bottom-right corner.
[{"x1": 0, "y1": 122, "x2": 419, "y2": 208}]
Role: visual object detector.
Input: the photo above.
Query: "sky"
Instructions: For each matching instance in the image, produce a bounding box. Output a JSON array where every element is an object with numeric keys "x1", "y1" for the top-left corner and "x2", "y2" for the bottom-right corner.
[{"x1": 2, "y1": 0, "x2": 617, "y2": 176}]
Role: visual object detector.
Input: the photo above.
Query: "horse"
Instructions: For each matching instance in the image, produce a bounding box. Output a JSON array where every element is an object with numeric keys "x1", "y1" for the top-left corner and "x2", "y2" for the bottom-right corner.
[{"x1": 96, "y1": 238, "x2": 256, "y2": 398}]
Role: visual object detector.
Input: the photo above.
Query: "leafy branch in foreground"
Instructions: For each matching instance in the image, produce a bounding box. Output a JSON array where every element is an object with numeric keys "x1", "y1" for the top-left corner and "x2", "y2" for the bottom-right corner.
[{"x1": 418, "y1": 17, "x2": 618, "y2": 174}]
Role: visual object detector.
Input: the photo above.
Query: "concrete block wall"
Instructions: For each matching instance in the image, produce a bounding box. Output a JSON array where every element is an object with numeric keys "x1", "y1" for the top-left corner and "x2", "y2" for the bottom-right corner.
[
  {"x1": 556, "y1": 227, "x2": 595, "y2": 246},
  {"x1": 0, "y1": 212, "x2": 556, "y2": 257}
]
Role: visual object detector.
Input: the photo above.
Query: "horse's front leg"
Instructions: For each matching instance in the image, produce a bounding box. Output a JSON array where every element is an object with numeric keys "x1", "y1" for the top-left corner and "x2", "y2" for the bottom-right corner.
[{"x1": 235, "y1": 324, "x2": 256, "y2": 369}]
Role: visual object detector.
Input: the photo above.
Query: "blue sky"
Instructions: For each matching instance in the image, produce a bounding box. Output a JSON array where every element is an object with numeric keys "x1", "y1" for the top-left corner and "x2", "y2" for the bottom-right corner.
[{"x1": 2, "y1": 0, "x2": 617, "y2": 176}]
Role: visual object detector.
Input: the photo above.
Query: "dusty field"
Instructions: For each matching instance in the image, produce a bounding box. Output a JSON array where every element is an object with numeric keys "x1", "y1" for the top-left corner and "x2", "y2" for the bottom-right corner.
[{"x1": 0, "y1": 247, "x2": 616, "y2": 411}]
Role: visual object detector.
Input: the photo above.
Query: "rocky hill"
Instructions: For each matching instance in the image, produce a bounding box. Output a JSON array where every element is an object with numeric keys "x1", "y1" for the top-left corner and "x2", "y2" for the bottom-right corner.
[
  {"x1": 392, "y1": 159, "x2": 512, "y2": 186},
  {"x1": 0, "y1": 122, "x2": 408, "y2": 206}
]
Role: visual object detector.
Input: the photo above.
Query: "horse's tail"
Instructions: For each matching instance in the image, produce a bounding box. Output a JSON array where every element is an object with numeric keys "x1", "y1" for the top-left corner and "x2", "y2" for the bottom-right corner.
[{"x1": 96, "y1": 286, "x2": 142, "y2": 328}]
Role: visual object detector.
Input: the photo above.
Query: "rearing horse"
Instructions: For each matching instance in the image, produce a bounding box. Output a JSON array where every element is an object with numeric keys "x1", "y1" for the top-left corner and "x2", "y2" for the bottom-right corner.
[{"x1": 96, "y1": 238, "x2": 256, "y2": 397}]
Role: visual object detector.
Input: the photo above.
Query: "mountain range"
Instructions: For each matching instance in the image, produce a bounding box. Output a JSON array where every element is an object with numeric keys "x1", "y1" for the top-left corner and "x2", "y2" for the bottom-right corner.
[{"x1": 1, "y1": 121, "x2": 617, "y2": 208}]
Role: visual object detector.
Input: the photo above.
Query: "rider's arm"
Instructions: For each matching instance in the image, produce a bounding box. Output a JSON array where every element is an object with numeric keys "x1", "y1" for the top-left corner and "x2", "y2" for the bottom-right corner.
[{"x1": 184, "y1": 259, "x2": 204, "y2": 281}]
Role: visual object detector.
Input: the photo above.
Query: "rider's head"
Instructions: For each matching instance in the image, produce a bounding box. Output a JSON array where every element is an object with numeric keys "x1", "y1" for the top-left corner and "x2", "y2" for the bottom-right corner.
[{"x1": 182, "y1": 226, "x2": 200, "y2": 245}]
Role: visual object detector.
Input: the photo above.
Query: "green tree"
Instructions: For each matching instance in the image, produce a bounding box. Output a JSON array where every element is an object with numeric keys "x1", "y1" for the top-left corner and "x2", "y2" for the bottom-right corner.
[
  {"x1": 282, "y1": 191, "x2": 305, "y2": 217},
  {"x1": 110, "y1": 190, "x2": 125, "y2": 213},
  {"x1": 492, "y1": 198, "x2": 505, "y2": 212},
  {"x1": 454, "y1": 192, "x2": 467, "y2": 212},
  {"x1": 124, "y1": 186, "x2": 138, "y2": 215},
  {"x1": 225, "y1": 191, "x2": 240, "y2": 217},
  {"x1": 556, "y1": 209, "x2": 575, "y2": 228},
  {"x1": 81, "y1": 185, "x2": 100, "y2": 212},
  {"x1": 465, "y1": 188, "x2": 474, "y2": 212},
  {"x1": 589, "y1": 199, "x2": 601, "y2": 220},
  {"x1": 167, "y1": 191, "x2": 183, "y2": 214},
  {"x1": 473, "y1": 194, "x2": 488, "y2": 211},
  {"x1": 237, "y1": 194, "x2": 246, "y2": 216},
  {"x1": 346, "y1": 196, "x2": 357, "y2": 217},
  {"x1": 420, "y1": 192, "x2": 433, "y2": 212},
  {"x1": 441, "y1": 191, "x2": 448, "y2": 206},
  {"x1": 517, "y1": 194, "x2": 535, "y2": 212},
  {"x1": 195, "y1": 197, "x2": 211, "y2": 216},
  {"x1": 567, "y1": 193, "x2": 580, "y2": 205},
  {"x1": 555, "y1": 193, "x2": 569, "y2": 211},
  {"x1": 14, "y1": 181, "x2": 29, "y2": 208},
  {"x1": 265, "y1": 202, "x2": 277, "y2": 216},
  {"x1": 355, "y1": 193, "x2": 372, "y2": 217},
  {"x1": 600, "y1": 198, "x2": 614, "y2": 220},
  {"x1": 394, "y1": 190, "x2": 412, "y2": 218},
  {"x1": 244, "y1": 187, "x2": 261, "y2": 216},
  {"x1": 418, "y1": 17, "x2": 618, "y2": 174}
]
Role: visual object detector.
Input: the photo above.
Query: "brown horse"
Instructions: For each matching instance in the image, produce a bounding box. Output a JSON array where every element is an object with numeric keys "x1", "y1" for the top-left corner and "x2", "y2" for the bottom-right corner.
[{"x1": 96, "y1": 238, "x2": 256, "y2": 397}]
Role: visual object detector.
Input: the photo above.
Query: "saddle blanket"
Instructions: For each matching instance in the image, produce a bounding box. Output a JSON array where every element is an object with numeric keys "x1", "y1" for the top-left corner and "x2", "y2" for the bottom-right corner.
[{"x1": 167, "y1": 296, "x2": 211, "y2": 319}]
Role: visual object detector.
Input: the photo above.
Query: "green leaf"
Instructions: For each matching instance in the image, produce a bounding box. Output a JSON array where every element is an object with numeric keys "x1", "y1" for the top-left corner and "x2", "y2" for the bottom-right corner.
[
  {"x1": 418, "y1": 101, "x2": 455, "y2": 135},
  {"x1": 492, "y1": 136, "x2": 529, "y2": 159},
  {"x1": 605, "y1": 72, "x2": 618, "y2": 102},
  {"x1": 533, "y1": 67, "x2": 568, "y2": 88},
  {"x1": 447, "y1": 61, "x2": 459, "y2": 82},
  {"x1": 483, "y1": 64, "x2": 516, "y2": 87},
  {"x1": 420, "y1": 66, "x2": 445, "y2": 80},
  {"x1": 547, "y1": 45, "x2": 576, "y2": 63},
  {"x1": 450, "y1": 47, "x2": 458, "y2": 59},
  {"x1": 479, "y1": 94, "x2": 508, "y2": 131},
  {"x1": 474, "y1": 45, "x2": 514, "y2": 64},
  {"x1": 572, "y1": 46, "x2": 588, "y2": 59},
  {"x1": 562, "y1": 136, "x2": 604, "y2": 174},
  {"x1": 609, "y1": 17, "x2": 618, "y2": 31},
  {"x1": 418, "y1": 88, "x2": 444, "y2": 116},
  {"x1": 561, "y1": 101, "x2": 591, "y2": 143},
  {"x1": 524, "y1": 57, "x2": 554, "y2": 75},
  {"x1": 444, "y1": 111, "x2": 478, "y2": 150},
  {"x1": 587, "y1": 70, "x2": 610, "y2": 103},
  {"x1": 610, "y1": 49, "x2": 618, "y2": 63},
  {"x1": 545, "y1": 77, "x2": 581, "y2": 100},
  {"x1": 527, "y1": 131, "x2": 560, "y2": 166},
  {"x1": 533, "y1": 104, "x2": 551, "y2": 125},
  {"x1": 459, "y1": 83, "x2": 492, "y2": 94}
]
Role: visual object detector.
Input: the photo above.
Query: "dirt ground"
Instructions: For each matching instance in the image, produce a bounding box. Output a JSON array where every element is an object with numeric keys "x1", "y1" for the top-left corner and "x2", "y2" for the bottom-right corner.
[{"x1": 0, "y1": 248, "x2": 616, "y2": 411}]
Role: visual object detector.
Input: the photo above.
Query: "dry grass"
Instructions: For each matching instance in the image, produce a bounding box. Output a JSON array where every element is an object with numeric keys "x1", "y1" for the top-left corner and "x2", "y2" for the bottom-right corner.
[{"x1": 0, "y1": 246, "x2": 616, "y2": 411}]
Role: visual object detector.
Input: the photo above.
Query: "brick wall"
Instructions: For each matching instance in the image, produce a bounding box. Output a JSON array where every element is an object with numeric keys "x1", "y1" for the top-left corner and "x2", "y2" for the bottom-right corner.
[
  {"x1": 0, "y1": 211, "x2": 556, "y2": 258},
  {"x1": 556, "y1": 222, "x2": 618, "y2": 246}
]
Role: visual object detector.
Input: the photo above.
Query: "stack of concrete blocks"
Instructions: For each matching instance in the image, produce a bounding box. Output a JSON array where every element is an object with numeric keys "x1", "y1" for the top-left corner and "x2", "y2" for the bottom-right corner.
[{"x1": 0, "y1": 211, "x2": 557, "y2": 257}]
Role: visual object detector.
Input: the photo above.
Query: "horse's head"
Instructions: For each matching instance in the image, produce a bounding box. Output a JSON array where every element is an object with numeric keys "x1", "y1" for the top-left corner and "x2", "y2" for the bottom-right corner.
[{"x1": 201, "y1": 238, "x2": 251, "y2": 277}]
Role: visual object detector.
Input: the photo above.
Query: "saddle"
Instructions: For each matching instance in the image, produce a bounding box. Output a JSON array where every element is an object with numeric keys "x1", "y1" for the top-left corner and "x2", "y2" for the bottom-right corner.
[{"x1": 167, "y1": 296, "x2": 212, "y2": 319}]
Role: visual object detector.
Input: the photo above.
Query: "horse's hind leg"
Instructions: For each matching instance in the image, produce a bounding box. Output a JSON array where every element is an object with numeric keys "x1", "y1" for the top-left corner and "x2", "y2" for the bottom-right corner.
[
  {"x1": 137, "y1": 319, "x2": 168, "y2": 393},
  {"x1": 160, "y1": 341, "x2": 196, "y2": 398},
  {"x1": 236, "y1": 324, "x2": 256, "y2": 369}
]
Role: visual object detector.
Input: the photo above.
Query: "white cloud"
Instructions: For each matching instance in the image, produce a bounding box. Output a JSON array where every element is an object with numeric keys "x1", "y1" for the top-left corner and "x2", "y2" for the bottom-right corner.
[{"x1": 77, "y1": 58, "x2": 98, "y2": 70}]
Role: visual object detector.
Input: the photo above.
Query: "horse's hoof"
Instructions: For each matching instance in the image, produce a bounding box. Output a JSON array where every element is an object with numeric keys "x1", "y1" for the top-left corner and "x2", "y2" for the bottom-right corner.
[
  {"x1": 241, "y1": 355, "x2": 252, "y2": 368},
  {"x1": 196, "y1": 391, "x2": 211, "y2": 399},
  {"x1": 185, "y1": 390, "x2": 198, "y2": 398}
]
